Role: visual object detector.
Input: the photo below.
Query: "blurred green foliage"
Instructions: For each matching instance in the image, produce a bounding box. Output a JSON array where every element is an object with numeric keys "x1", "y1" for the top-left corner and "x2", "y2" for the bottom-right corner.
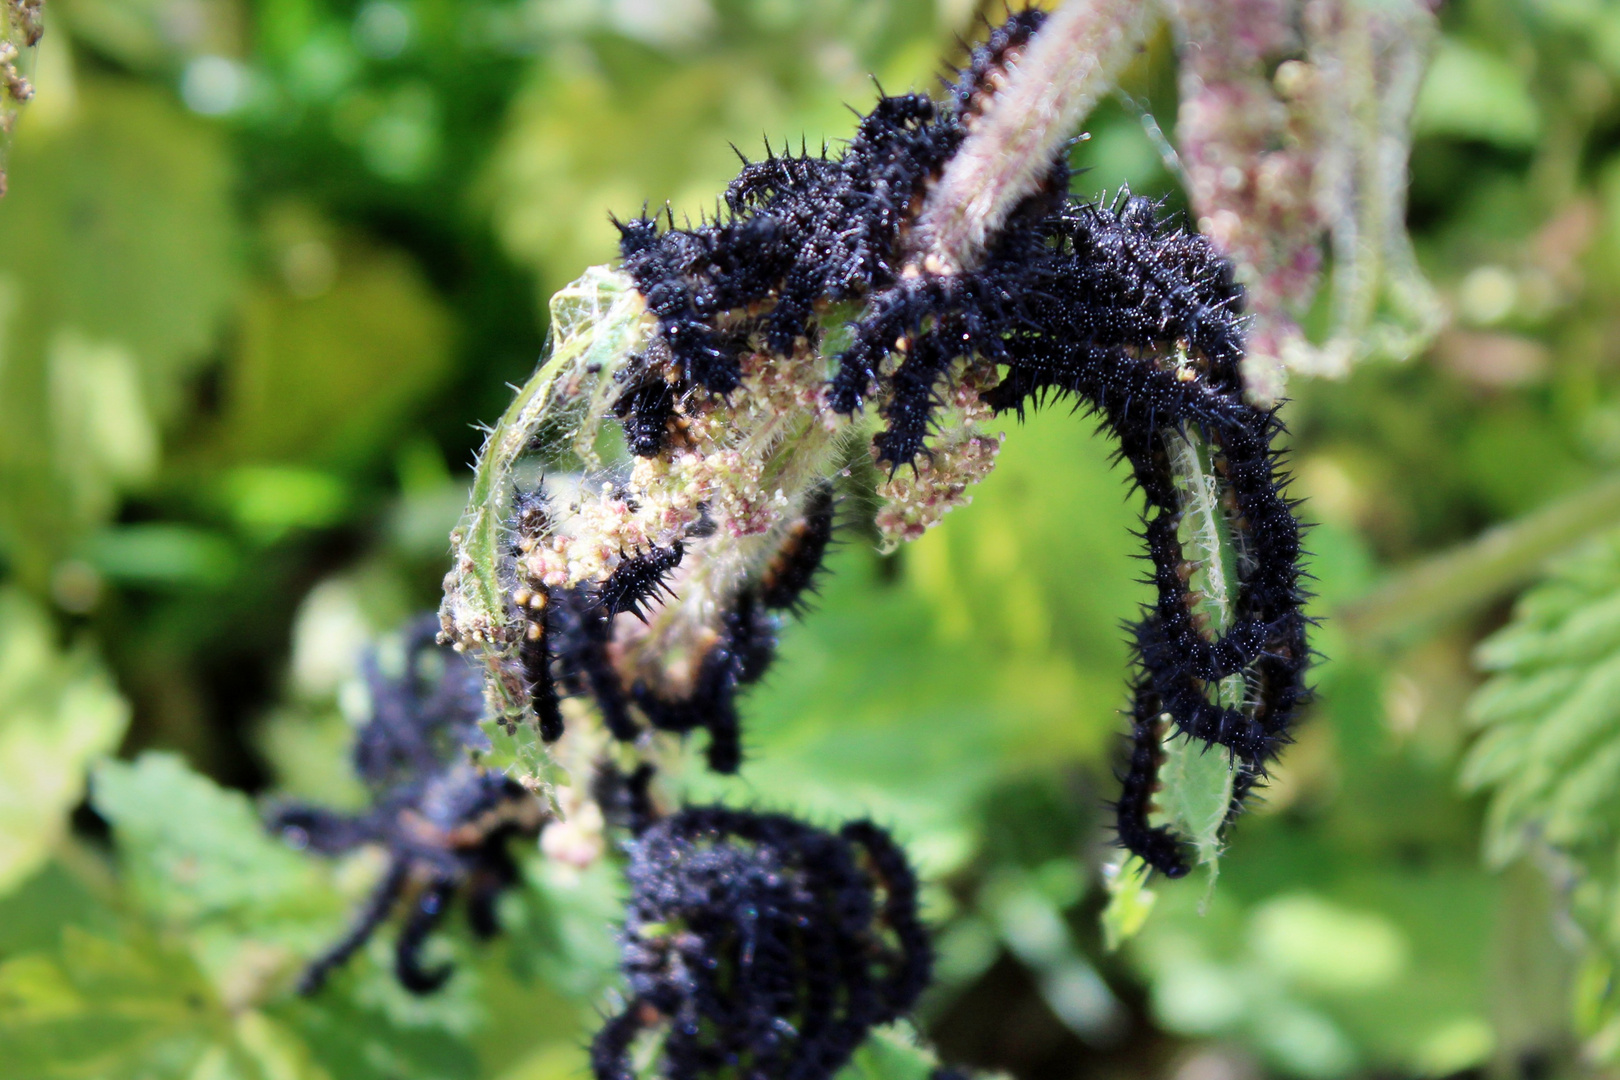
[{"x1": 5, "y1": 0, "x2": 1620, "y2": 1077}]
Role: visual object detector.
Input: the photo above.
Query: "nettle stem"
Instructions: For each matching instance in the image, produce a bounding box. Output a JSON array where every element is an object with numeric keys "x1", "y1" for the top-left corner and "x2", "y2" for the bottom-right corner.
[
  {"x1": 909, "y1": 0, "x2": 1154, "y2": 274},
  {"x1": 1340, "y1": 472, "x2": 1620, "y2": 646}
]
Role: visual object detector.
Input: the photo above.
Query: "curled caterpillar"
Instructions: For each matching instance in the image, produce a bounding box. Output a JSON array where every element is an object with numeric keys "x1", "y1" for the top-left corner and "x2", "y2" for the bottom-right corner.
[{"x1": 589, "y1": 795, "x2": 931, "y2": 1080}]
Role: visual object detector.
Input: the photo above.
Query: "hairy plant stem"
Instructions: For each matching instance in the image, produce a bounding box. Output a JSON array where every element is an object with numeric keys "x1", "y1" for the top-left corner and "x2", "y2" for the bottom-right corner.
[{"x1": 907, "y1": 0, "x2": 1155, "y2": 274}]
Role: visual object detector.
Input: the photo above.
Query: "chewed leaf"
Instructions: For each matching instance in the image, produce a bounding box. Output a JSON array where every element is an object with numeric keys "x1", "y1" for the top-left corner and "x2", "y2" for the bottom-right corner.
[
  {"x1": 475, "y1": 716, "x2": 561, "y2": 799},
  {"x1": 1157, "y1": 733, "x2": 1236, "y2": 872},
  {"x1": 1163, "y1": 430, "x2": 1242, "y2": 871}
]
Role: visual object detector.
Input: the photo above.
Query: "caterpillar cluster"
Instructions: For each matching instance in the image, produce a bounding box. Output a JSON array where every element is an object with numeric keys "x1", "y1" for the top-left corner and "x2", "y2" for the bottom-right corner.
[
  {"x1": 615, "y1": 8, "x2": 1047, "y2": 469},
  {"x1": 605, "y1": 9, "x2": 1309, "y2": 876},
  {"x1": 266, "y1": 617, "x2": 546, "y2": 994},
  {"x1": 588, "y1": 771, "x2": 931, "y2": 1080},
  {"x1": 506, "y1": 481, "x2": 837, "y2": 774}
]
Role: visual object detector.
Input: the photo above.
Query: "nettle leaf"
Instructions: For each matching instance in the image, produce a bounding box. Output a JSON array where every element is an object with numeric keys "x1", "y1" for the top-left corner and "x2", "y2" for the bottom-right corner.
[
  {"x1": 1461, "y1": 530, "x2": 1620, "y2": 1041},
  {"x1": 272, "y1": 988, "x2": 481, "y2": 1080},
  {"x1": 0, "y1": 588, "x2": 128, "y2": 897},
  {"x1": 1463, "y1": 533, "x2": 1620, "y2": 861},
  {"x1": 0, "y1": 923, "x2": 325, "y2": 1080},
  {"x1": 91, "y1": 753, "x2": 336, "y2": 923},
  {"x1": 687, "y1": 407, "x2": 1141, "y2": 875},
  {"x1": 88, "y1": 752, "x2": 483, "y2": 1077},
  {"x1": 832, "y1": 1025, "x2": 940, "y2": 1080},
  {"x1": 90, "y1": 753, "x2": 346, "y2": 996}
]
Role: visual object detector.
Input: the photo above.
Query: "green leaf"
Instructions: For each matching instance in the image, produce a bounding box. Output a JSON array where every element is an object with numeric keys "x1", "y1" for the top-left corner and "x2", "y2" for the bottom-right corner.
[
  {"x1": 0, "y1": 79, "x2": 238, "y2": 394},
  {"x1": 1414, "y1": 38, "x2": 1540, "y2": 149},
  {"x1": 90, "y1": 752, "x2": 346, "y2": 993},
  {"x1": 272, "y1": 982, "x2": 481, "y2": 1080},
  {"x1": 1157, "y1": 736, "x2": 1236, "y2": 874},
  {"x1": 89, "y1": 752, "x2": 488, "y2": 1073},
  {"x1": 212, "y1": 216, "x2": 453, "y2": 470},
  {"x1": 0, "y1": 77, "x2": 239, "y2": 583},
  {"x1": 1128, "y1": 872, "x2": 1494, "y2": 1079},
  {"x1": 1461, "y1": 529, "x2": 1620, "y2": 1042},
  {"x1": 80, "y1": 524, "x2": 240, "y2": 588},
  {"x1": 1152, "y1": 429, "x2": 1244, "y2": 878},
  {"x1": 833, "y1": 1025, "x2": 941, "y2": 1080},
  {"x1": 0, "y1": 588, "x2": 128, "y2": 897},
  {"x1": 685, "y1": 405, "x2": 1144, "y2": 873},
  {"x1": 1101, "y1": 856, "x2": 1158, "y2": 952},
  {"x1": 485, "y1": 9, "x2": 952, "y2": 292},
  {"x1": 0, "y1": 923, "x2": 326, "y2": 1080}
]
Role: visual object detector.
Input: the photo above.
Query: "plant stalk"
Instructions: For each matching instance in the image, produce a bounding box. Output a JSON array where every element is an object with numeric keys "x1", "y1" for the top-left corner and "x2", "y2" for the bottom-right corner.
[
  {"x1": 1338, "y1": 472, "x2": 1620, "y2": 645},
  {"x1": 908, "y1": 0, "x2": 1155, "y2": 274}
]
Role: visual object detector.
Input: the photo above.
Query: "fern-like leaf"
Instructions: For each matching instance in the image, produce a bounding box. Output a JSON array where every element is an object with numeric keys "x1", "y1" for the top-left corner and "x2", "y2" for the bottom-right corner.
[{"x1": 1462, "y1": 530, "x2": 1620, "y2": 1042}]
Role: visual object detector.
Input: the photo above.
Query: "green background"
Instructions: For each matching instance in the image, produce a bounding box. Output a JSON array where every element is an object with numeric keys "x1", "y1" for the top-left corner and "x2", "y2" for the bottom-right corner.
[{"x1": 0, "y1": 0, "x2": 1616, "y2": 1077}]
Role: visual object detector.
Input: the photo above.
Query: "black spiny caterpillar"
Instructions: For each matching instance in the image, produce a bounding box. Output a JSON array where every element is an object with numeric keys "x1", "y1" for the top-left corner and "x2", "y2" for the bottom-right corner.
[
  {"x1": 504, "y1": 478, "x2": 832, "y2": 774},
  {"x1": 589, "y1": 793, "x2": 931, "y2": 1080},
  {"x1": 607, "y1": 8, "x2": 1309, "y2": 876},
  {"x1": 266, "y1": 617, "x2": 545, "y2": 994}
]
